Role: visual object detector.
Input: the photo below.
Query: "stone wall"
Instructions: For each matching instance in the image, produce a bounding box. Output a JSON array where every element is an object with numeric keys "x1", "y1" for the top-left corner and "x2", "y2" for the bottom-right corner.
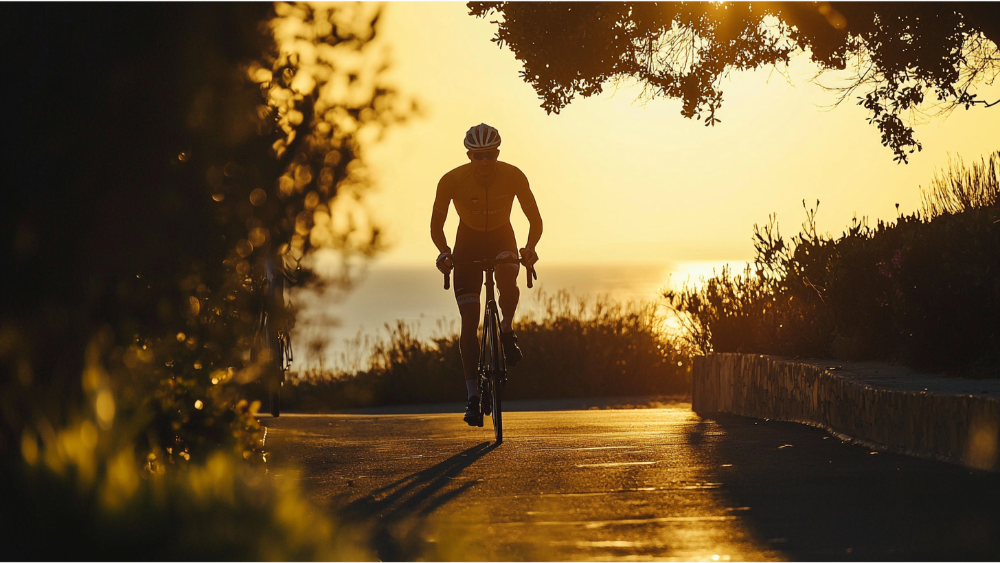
[{"x1": 692, "y1": 354, "x2": 1000, "y2": 471}]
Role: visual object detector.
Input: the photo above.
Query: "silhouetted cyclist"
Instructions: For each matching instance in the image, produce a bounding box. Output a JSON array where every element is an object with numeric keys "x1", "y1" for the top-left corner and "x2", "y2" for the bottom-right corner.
[{"x1": 430, "y1": 124, "x2": 543, "y2": 426}]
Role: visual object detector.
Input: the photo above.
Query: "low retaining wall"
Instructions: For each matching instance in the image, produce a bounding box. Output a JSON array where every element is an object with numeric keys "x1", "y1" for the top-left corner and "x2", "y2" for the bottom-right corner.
[{"x1": 692, "y1": 354, "x2": 1000, "y2": 471}]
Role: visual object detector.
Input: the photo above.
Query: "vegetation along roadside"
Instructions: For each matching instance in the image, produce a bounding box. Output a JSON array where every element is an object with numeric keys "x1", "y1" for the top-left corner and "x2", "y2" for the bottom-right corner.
[
  {"x1": 666, "y1": 151, "x2": 1000, "y2": 378},
  {"x1": 283, "y1": 290, "x2": 693, "y2": 411}
]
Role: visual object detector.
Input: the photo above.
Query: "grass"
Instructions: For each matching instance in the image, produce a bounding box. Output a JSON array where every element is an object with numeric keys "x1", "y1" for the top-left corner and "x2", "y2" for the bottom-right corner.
[{"x1": 921, "y1": 152, "x2": 999, "y2": 217}]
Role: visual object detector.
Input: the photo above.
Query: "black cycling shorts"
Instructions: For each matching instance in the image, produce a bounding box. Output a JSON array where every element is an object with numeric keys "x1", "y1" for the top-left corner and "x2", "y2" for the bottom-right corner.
[{"x1": 452, "y1": 221, "x2": 519, "y2": 306}]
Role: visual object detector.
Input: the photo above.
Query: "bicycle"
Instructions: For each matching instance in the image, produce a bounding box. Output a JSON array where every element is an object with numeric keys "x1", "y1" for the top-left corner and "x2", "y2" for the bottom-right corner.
[
  {"x1": 250, "y1": 252, "x2": 297, "y2": 417},
  {"x1": 445, "y1": 256, "x2": 536, "y2": 443}
]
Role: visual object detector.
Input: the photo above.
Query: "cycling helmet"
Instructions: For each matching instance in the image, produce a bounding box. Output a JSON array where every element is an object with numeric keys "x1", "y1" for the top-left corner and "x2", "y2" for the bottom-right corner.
[{"x1": 464, "y1": 123, "x2": 501, "y2": 151}]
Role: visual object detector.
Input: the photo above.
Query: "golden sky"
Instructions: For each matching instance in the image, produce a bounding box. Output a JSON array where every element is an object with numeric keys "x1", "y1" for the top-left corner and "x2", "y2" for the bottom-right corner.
[{"x1": 358, "y1": 2, "x2": 999, "y2": 268}]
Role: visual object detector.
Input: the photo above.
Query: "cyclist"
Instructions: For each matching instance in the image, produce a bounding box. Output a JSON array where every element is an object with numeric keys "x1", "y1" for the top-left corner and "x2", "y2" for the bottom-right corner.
[
  {"x1": 430, "y1": 124, "x2": 543, "y2": 426},
  {"x1": 252, "y1": 247, "x2": 296, "y2": 416}
]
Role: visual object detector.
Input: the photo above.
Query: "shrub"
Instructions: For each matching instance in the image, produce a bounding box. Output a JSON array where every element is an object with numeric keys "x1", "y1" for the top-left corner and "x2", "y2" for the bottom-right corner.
[
  {"x1": 511, "y1": 290, "x2": 691, "y2": 399},
  {"x1": 284, "y1": 290, "x2": 692, "y2": 409},
  {"x1": 665, "y1": 151, "x2": 1000, "y2": 377}
]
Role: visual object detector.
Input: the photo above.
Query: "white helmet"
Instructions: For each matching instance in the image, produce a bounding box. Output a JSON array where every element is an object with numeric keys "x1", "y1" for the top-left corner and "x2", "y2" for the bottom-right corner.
[{"x1": 464, "y1": 123, "x2": 501, "y2": 151}]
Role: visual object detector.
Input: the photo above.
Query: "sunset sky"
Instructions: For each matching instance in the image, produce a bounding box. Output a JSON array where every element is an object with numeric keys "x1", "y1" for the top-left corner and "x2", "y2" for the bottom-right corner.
[
  {"x1": 363, "y1": 2, "x2": 1000, "y2": 266},
  {"x1": 301, "y1": 2, "x2": 1000, "y2": 365}
]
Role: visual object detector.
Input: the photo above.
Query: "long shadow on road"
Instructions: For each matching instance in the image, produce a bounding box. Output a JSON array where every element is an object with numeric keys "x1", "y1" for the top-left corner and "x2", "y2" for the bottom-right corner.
[
  {"x1": 342, "y1": 441, "x2": 499, "y2": 560},
  {"x1": 705, "y1": 414, "x2": 1000, "y2": 561}
]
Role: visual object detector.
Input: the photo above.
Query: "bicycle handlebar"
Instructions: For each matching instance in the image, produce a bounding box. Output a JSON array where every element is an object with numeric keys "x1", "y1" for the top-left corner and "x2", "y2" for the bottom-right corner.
[{"x1": 443, "y1": 257, "x2": 537, "y2": 290}]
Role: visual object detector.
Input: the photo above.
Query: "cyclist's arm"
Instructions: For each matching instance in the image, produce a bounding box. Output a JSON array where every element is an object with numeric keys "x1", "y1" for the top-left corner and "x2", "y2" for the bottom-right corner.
[
  {"x1": 430, "y1": 177, "x2": 452, "y2": 253},
  {"x1": 516, "y1": 177, "x2": 543, "y2": 252}
]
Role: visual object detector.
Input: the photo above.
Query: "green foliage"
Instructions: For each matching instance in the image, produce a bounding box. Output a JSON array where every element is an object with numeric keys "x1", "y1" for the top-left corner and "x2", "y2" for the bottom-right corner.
[
  {"x1": 284, "y1": 290, "x2": 691, "y2": 409},
  {"x1": 666, "y1": 151, "x2": 1000, "y2": 376},
  {"x1": 468, "y1": 2, "x2": 1000, "y2": 162}
]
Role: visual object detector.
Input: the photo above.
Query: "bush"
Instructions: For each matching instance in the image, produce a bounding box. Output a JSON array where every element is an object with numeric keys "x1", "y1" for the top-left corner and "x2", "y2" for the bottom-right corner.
[
  {"x1": 1, "y1": 3, "x2": 409, "y2": 558},
  {"x1": 511, "y1": 290, "x2": 691, "y2": 398},
  {"x1": 283, "y1": 290, "x2": 692, "y2": 409},
  {"x1": 665, "y1": 151, "x2": 1000, "y2": 377}
]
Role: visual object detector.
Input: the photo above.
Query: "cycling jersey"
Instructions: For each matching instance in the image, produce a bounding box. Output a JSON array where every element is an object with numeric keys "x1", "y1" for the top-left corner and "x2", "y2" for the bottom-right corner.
[{"x1": 432, "y1": 161, "x2": 541, "y2": 232}]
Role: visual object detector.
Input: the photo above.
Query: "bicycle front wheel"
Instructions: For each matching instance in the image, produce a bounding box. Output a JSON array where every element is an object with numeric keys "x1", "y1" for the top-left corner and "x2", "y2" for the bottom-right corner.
[
  {"x1": 491, "y1": 370, "x2": 503, "y2": 443},
  {"x1": 486, "y1": 304, "x2": 504, "y2": 443}
]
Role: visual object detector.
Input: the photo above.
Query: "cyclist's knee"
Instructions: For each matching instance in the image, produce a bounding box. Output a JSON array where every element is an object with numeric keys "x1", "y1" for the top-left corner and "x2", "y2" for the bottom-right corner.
[{"x1": 496, "y1": 251, "x2": 519, "y2": 273}]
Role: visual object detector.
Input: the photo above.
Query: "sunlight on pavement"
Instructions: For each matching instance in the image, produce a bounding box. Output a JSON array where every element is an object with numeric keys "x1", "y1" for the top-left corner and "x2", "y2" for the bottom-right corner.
[{"x1": 264, "y1": 406, "x2": 785, "y2": 561}]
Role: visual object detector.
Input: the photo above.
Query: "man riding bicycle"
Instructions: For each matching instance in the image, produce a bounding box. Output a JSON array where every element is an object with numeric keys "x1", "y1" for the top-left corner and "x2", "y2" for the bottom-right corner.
[{"x1": 430, "y1": 124, "x2": 543, "y2": 426}]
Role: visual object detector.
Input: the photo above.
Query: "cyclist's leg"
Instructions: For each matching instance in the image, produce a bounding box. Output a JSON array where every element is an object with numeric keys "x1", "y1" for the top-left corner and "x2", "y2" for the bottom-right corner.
[
  {"x1": 453, "y1": 259, "x2": 483, "y2": 388},
  {"x1": 491, "y1": 225, "x2": 523, "y2": 366},
  {"x1": 456, "y1": 277, "x2": 484, "y2": 425},
  {"x1": 457, "y1": 299, "x2": 481, "y2": 382},
  {"x1": 453, "y1": 221, "x2": 486, "y2": 386},
  {"x1": 491, "y1": 224, "x2": 521, "y2": 333},
  {"x1": 494, "y1": 251, "x2": 520, "y2": 333}
]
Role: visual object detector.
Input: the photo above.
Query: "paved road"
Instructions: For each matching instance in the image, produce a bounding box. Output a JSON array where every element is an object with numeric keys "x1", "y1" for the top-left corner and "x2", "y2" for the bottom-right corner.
[{"x1": 261, "y1": 401, "x2": 1000, "y2": 561}]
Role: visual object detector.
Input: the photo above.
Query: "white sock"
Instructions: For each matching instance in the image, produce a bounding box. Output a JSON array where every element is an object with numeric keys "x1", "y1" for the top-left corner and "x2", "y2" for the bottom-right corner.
[{"x1": 466, "y1": 379, "x2": 479, "y2": 398}]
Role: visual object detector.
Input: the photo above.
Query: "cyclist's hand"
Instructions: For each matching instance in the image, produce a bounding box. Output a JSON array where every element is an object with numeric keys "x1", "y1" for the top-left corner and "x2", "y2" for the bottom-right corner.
[
  {"x1": 436, "y1": 250, "x2": 453, "y2": 274},
  {"x1": 519, "y1": 247, "x2": 538, "y2": 267}
]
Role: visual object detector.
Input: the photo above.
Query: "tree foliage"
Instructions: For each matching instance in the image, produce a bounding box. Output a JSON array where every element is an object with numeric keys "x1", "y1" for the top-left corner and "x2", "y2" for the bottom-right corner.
[
  {"x1": 469, "y1": 2, "x2": 1000, "y2": 163},
  {"x1": 0, "y1": 4, "x2": 411, "y2": 551},
  {"x1": 0, "y1": 3, "x2": 410, "y2": 561}
]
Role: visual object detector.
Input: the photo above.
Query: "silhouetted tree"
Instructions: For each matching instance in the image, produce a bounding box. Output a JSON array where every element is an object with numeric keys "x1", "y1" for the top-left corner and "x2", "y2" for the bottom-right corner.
[
  {"x1": 468, "y1": 2, "x2": 1000, "y2": 163},
  {"x1": 0, "y1": 2, "x2": 410, "y2": 491}
]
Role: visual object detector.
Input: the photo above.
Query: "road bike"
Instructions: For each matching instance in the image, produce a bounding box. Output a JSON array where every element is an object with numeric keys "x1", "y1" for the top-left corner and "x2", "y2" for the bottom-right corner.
[
  {"x1": 445, "y1": 256, "x2": 536, "y2": 443},
  {"x1": 250, "y1": 252, "x2": 297, "y2": 417}
]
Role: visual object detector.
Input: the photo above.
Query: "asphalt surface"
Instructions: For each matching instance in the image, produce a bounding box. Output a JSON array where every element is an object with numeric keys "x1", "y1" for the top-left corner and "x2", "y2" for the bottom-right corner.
[{"x1": 261, "y1": 401, "x2": 1000, "y2": 561}]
